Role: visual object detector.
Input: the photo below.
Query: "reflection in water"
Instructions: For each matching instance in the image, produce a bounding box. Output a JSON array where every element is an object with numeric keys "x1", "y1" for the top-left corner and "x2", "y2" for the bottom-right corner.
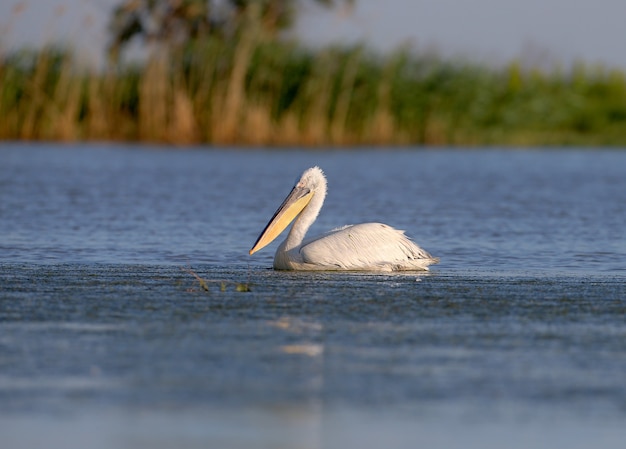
[{"x1": 281, "y1": 344, "x2": 324, "y2": 357}]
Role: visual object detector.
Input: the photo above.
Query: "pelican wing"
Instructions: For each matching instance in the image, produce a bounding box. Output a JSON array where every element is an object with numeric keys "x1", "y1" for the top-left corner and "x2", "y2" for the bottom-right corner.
[{"x1": 299, "y1": 223, "x2": 438, "y2": 271}]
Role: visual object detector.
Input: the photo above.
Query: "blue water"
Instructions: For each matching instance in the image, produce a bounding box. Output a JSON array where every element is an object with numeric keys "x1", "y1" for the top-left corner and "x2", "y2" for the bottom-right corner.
[
  {"x1": 1, "y1": 143, "x2": 626, "y2": 448},
  {"x1": 2, "y1": 144, "x2": 625, "y2": 273}
]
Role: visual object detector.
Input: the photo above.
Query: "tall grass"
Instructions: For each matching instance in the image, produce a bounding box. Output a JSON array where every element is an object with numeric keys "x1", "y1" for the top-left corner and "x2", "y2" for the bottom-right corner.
[{"x1": 2, "y1": 37, "x2": 626, "y2": 146}]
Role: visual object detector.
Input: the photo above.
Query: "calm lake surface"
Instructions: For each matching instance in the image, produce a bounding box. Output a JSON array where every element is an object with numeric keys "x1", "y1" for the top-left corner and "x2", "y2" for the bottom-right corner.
[{"x1": 1, "y1": 143, "x2": 625, "y2": 448}]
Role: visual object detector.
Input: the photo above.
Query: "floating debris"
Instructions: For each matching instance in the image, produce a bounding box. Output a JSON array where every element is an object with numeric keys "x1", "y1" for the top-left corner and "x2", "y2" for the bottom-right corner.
[{"x1": 182, "y1": 267, "x2": 251, "y2": 293}]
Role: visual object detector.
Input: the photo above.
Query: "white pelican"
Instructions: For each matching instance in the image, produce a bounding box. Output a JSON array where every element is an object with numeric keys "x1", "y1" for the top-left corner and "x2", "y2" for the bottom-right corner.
[{"x1": 249, "y1": 166, "x2": 439, "y2": 271}]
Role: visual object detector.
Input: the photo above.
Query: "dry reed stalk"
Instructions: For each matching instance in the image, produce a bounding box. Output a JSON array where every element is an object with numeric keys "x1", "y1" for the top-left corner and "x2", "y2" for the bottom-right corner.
[
  {"x1": 85, "y1": 74, "x2": 111, "y2": 140},
  {"x1": 169, "y1": 87, "x2": 199, "y2": 144},
  {"x1": 373, "y1": 53, "x2": 415, "y2": 144},
  {"x1": 423, "y1": 117, "x2": 448, "y2": 145},
  {"x1": 242, "y1": 103, "x2": 274, "y2": 145},
  {"x1": 213, "y1": 6, "x2": 261, "y2": 144},
  {"x1": 48, "y1": 57, "x2": 81, "y2": 141},
  {"x1": 214, "y1": 43, "x2": 251, "y2": 143},
  {"x1": 301, "y1": 52, "x2": 334, "y2": 145},
  {"x1": 330, "y1": 51, "x2": 360, "y2": 145},
  {"x1": 20, "y1": 51, "x2": 51, "y2": 139},
  {"x1": 192, "y1": 56, "x2": 218, "y2": 142},
  {"x1": 368, "y1": 60, "x2": 398, "y2": 144},
  {"x1": 275, "y1": 111, "x2": 301, "y2": 146},
  {"x1": 139, "y1": 54, "x2": 169, "y2": 141},
  {"x1": 368, "y1": 109, "x2": 395, "y2": 144},
  {"x1": 0, "y1": 64, "x2": 17, "y2": 138}
]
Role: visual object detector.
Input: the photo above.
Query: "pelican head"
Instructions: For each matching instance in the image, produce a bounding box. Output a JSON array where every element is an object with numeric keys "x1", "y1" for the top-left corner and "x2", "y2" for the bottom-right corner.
[{"x1": 249, "y1": 167, "x2": 327, "y2": 255}]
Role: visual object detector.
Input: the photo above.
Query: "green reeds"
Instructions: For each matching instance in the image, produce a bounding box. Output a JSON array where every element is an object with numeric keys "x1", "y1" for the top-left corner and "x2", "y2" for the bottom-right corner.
[{"x1": 2, "y1": 37, "x2": 626, "y2": 146}]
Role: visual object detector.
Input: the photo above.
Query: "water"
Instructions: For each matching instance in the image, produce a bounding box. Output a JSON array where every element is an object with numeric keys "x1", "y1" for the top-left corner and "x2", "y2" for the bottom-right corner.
[{"x1": 1, "y1": 143, "x2": 626, "y2": 448}]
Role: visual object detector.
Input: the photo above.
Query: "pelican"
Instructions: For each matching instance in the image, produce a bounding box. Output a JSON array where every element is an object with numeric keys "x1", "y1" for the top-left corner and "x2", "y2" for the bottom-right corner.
[{"x1": 249, "y1": 166, "x2": 438, "y2": 271}]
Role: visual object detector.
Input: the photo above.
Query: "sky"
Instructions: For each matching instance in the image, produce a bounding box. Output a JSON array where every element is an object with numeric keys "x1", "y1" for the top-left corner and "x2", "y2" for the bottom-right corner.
[{"x1": 1, "y1": 0, "x2": 625, "y2": 69}]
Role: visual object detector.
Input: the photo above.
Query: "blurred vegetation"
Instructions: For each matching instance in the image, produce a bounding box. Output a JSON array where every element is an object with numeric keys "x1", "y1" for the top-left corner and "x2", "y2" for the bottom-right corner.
[
  {"x1": 107, "y1": 0, "x2": 353, "y2": 62},
  {"x1": 1, "y1": 4, "x2": 626, "y2": 146}
]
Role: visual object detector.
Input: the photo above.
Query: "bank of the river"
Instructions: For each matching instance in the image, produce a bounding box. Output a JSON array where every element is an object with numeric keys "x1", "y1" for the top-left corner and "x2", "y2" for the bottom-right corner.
[{"x1": 2, "y1": 36, "x2": 626, "y2": 147}]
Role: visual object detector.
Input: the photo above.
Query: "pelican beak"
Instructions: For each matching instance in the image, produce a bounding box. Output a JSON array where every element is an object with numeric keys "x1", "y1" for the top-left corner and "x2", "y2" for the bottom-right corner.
[{"x1": 249, "y1": 185, "x2": 314, "y2": 255}]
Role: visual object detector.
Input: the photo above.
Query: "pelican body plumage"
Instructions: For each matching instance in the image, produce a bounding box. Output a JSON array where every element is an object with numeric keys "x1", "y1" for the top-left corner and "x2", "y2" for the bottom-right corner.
[{"x1": 249, "y1": 166, "x2": 438, "y2": 271}]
